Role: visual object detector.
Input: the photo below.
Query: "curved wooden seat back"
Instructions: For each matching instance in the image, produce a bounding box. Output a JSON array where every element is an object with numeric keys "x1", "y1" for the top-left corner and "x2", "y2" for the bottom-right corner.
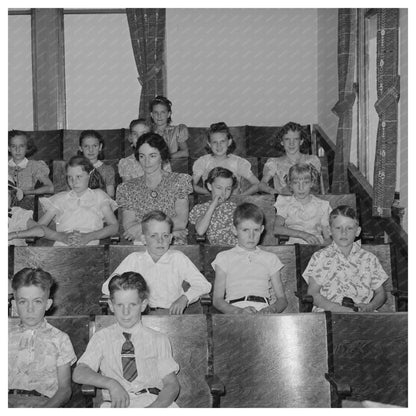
[
  {"x1": 93, "y1": 315, "x2": 210, "y2": 407},
  {"x1": 329, "y1": 312, "x2": 408, "y2": 407},
  {"x1": 9, "y1": 316, "x2": 90, "y2": 408},
  {"x1": 296, "y1": 244, "x2": 396, "y2": 312},
  {"x1": 212, "y1": 314, "x2": 331, "y2": 407},
  {"x1": 12, "y1": 246, "x2": 105, "y2": 316}
]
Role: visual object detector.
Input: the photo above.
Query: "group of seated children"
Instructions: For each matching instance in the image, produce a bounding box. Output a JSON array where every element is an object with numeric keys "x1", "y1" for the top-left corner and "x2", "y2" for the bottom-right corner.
[
  {"x1": 9, "y1": 202, "x2": 389, "y2": 407},
  {"x1": 8, "y1": 113, "x2": 329, "y2": 246}
]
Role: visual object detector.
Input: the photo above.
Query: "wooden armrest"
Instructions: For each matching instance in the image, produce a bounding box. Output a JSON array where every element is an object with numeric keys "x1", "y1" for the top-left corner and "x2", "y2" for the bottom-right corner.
[
  {"x1": 391, "y1": 290, "x2": 408, "y2": 301},
  {"x1": 325, "y1": 373, "x2": 351, "y2": 398},
  {"x1": 81, "y1": 384, "x2": 97, "y2": 397},
  {"x1": 294, "y1": 292, "x2": 314, "y2": 304},
  {"x1": 196, "y1": 234, "x2": 206, "y2": 243},
  {"x1": 205, "y1": 374, "x2": 225, "y2": 397},
  {"x1": 200, "y1": 293, "x2": 212, "y2": 306},
  {"x1": 110, "y1": 234, "x2": 121, "y2": 244},
  {"x1": 99, "y1": 296, "x2": 110, "y2": 314}
]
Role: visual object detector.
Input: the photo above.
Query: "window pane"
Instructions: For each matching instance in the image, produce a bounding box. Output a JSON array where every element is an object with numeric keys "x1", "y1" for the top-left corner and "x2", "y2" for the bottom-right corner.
[
  {"x1": 9, "y1": 15, "x2": 33, "y2": 130},
  {"x1": 64, "y1": 14, "x2": 140, "y2": 129}
]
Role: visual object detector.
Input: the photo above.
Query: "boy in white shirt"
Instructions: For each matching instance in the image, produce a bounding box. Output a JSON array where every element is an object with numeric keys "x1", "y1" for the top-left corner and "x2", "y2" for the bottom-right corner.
[
  {"x1": 212, "y1": 202, "x2": 288, "y2": 314},
  {"x1": 102, "y1": 210, "x2": 211, "y2": 314}
]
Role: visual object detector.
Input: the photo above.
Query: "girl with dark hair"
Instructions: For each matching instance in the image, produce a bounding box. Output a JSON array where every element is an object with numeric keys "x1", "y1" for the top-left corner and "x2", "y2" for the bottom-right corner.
[
  {"x1": 149, "y1": 95, "x2": 189, "y2": 159},
  {"x1": 116, "y1": 132, "x2": 192, "y2": 245},
  {"x1": 192, "y1": 122, "x2": 259, "y2": 195},
  {"x1": 78, "y1": 130, "x2": 115, "y2": 197}
]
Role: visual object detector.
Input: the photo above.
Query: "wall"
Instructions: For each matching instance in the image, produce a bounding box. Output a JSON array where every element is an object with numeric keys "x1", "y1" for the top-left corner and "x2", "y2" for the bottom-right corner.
[
  {"x1": 317, "y1": 9, "x2": 338, "y2": 144},
  {"x1": 64, "y1": 13, "x2": 140, "y2": 129},
  {"x1": 166, "y1": 8, "x2": 318, "y2": 127},
  {"x1": 8, "y1": 15, "x2": 33, "y2": 130}
]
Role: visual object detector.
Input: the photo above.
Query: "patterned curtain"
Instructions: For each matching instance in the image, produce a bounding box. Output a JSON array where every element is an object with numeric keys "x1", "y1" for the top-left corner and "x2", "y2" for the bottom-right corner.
[
  {"x1": 126, "y1": 9, "x2": 166, "y2": 119},
  {"x1": 331, "y1": 9, "x2": 357, "y2": 194},
  {"x1": 372, "y1": 9, "x2": 400, "y2": 217}
]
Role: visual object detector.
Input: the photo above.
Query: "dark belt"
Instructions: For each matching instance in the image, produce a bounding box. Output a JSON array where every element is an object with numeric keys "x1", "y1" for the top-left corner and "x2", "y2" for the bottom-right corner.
[
  {"x1": 8, "y1": 389, "x2": 43, "y2": 396},
  {"x1": 148, "y1": 307, "x2": 166, "y2": 311},
  {"x1": 229, "y1": 295, "x2": 269, "y2": 304},
  {"x1": 136, "y1": 387, "x2": 160, "y2": 396}
]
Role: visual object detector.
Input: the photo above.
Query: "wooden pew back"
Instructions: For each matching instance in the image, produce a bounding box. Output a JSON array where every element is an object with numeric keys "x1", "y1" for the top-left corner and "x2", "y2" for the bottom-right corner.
[
  {"x1": 12, "y1": 246, "x2": 105, "y2": 315},
  {"x1": 93, "y1": 315, "x2": 211, "y2": 407},
  {"x1": 329, "y1": 312, "x2": 408, "y2": 406},
  {"x1": 212, "y1": 314, "x2": 331, "y2": 407}
]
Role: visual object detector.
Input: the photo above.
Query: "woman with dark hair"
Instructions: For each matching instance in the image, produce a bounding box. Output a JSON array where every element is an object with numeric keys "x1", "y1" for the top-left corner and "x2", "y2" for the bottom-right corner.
[
  {"x1": 149, "y1": 95, "x2": 189, "y2": 159},
  {"x1": 116, "y1": 132, "x2": 192, "y2": 244}
]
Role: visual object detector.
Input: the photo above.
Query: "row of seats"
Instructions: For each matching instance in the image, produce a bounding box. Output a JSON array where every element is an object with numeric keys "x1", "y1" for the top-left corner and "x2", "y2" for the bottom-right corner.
[
  {"x1": 8, "y1": 312, "x2": 408, "y2": 407},
  {"x1": 20, "y1": 124, "x2": 313, "y2": 162},
  {"x1": 9, "y1": 242, "x2": 400, "y2": 316},
  {"x1": 49, "y1": 155, "x2": 330, "y2": 194},
  {"x1": 26, "y1": 193, "x2": 357, "y2": 245}
]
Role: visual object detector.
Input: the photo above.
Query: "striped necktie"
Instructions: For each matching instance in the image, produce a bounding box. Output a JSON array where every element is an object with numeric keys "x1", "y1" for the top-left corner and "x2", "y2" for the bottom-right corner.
[{"x1": 121, "y1": 332, "x2": 137, "y2": 382}]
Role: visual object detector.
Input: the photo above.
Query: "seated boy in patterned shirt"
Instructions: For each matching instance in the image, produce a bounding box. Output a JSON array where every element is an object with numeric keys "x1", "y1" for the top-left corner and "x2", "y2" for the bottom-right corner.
[
  {"x1": 8, "y1": 268, "x2": 76, "y2": 408},
  {"x1": 303, "y1": 205, "x2": 388, "y2": 312},
  {"x1": 74, "y1": 272, "x2": 180, "y2": 408},
  {"x1": 189, "y1": 167, "x2": 238, "y2": 245}
]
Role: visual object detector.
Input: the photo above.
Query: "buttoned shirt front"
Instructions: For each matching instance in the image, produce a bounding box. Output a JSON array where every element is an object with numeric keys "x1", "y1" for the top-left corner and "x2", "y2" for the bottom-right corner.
[
  {"x1": 302, "y1": 241, "x2": 389, "y2": 311},
  {"x1": 9, "y1": 319, "x2": 77, "y2": 398},
  {"x1": 77, "y1": 322, "x2": 179, "y2": 401},
  {"x1": 102, "y1": 250, "x2": 211, "y2": 308}
]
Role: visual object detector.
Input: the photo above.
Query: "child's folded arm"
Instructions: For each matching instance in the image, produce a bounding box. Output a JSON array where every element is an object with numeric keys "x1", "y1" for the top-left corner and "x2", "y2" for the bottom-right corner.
[
  {"x1": 260, "y1": 271, "x2": 288, "y2": 314},
  {"x1": 146, "y1": 372, "x2": 180, "y2": 408},
  {"x1": 356, "y1": 286, "x2": 387, "y2": 312},
  {"x1": 44, "y1": 363, "x2": 72, "y2": 408},
  {"x1": 307, "y1": 277, "x2": 355, "y2": 313},
  {"x1": 73, "y1": 363, "x2": 130, "y2": 407}
]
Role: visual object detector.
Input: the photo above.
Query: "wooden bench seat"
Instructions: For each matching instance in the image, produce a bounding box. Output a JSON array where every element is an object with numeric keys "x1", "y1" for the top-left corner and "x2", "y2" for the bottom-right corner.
[
  {"x1": 212, "y1": 313, "x2": 331, "y2": 407},
  {"x1": 11, "y1": 246, "x2": 106, "y2": 316},
  {"x1": 328, "y1": 312, "x2": 408, "y2": 407}
]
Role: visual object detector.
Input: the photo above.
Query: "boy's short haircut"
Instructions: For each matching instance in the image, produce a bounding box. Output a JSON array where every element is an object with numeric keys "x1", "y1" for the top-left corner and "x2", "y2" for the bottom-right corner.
[
  {"x1": 233, "y1": 202, "x2": 264, "y2": 227},
  {"x1": 141, "y1": 210, "x2": 174, "y2": 233},
  {"x1": 329, "y1": 205, "x2": 359, "y2": 226},
  {"x1": 108, "y1": 272, "x2": 148, "y2": 301},
  {"x1": 204, "y1": 166, "x2": 237, "y2": 190},
  {"x1": 12, "y1": 267, "x2": 54, "y2": 298},
  {"x1": 286, "y1": 163, "x2": 319, "y2": 189}
]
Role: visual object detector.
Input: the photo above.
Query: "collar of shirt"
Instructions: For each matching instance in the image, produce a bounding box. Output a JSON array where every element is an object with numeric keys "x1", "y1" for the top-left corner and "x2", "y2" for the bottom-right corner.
[
  {"x1": 93, "y1": 160, "x2": 103, "y2": 168},
  {"x1": 289, "y1": 194, "x2": 320, "y2": 207},
  {"x1": 330, "y1": 240, "x2": 362, "y2": 259},
  {"x1": 144, "y1": 248, "x2": 173, "y2": 264},
  {"x1": 17, "y1": 318, "x2": 48, "y2": 333},
  {"x1": 234, "y1": 245, "x2": 261, "y2": 255},
  {"x1": 67, "y1": 188, "x2": 93, "y2": 200},
  {"x1": 116, "y1": 321, "x2": 144, "y2": 338},
  {"x1": 9, "y1": 158, "x2": 28, "y2": 169}
]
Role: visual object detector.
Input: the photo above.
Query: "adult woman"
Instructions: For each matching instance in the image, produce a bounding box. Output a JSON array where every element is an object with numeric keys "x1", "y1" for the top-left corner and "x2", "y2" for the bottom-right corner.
[
  {"x1": 116, "y1": 132, "x2": 192, "y2": 244},
  {"x1": 149, "y1": 96, "x2": 189, "y2": 159}
]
